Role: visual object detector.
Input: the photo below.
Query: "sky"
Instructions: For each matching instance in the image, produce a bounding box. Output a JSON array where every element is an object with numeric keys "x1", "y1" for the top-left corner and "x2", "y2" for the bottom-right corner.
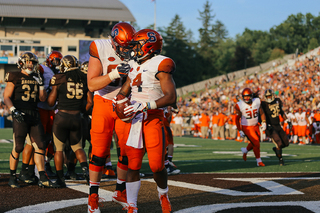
[{"x1": 119, "y1": 0, "x2": 320, "y2": 40}]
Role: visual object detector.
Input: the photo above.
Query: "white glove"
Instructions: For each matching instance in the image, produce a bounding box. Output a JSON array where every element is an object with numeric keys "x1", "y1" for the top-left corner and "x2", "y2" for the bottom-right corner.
[
  {"x1": 261, "y1": 122, "x2": 267, "y2": 131},
  {"x1": 239, "y1": 130, "x2": 245, "y2": 138},
  {"x1": 124, "y1": 102, "x2": 148, "y2": 118}
]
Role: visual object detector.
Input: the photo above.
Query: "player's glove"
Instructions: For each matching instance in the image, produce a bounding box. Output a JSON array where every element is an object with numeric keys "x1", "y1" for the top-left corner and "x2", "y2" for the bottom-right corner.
[
  {"x1": 171, "y1": 104, "x2": 179, "y2": 114},
  {"x1": 117, "y1": 63, "x2": 130, "y2": 77},
  {"x1": 261, "y1": 122, "x2": 267, "y2": 131},
  {"x1": 33, "y1": 70, "x2": 44, "y2": 89},
  {"x1": 285, "y1": 120, "x2": 292, "y2": 129},
  {"x1": 10, "y1": 107, "x2": 25, "y2": 123},
  {"x1": 108, "y1": 63, "x2": 131, "y2": 81},
  {"x1": 239, "y1": 130, "x2": 245, "y2": 138},
  {"x1": 124, "y1": 101, "x2": 157, "y2": 119}
]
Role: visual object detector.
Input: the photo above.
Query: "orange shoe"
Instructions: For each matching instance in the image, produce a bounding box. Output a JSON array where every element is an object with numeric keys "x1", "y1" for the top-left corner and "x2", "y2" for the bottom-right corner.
[
  {"x1": 124, "y1": 203, "x2": 138, "y2": 213},
  {"x1": 88, "y1": 193, "x2": 102, "y2": 213},
  {"x1": 241, "y1": 147, "x2": 247, "y2": 161},
  {"x1": 112, "y1": 190, "x2": 128, "y2": 208},
  {"x1": 159, "y1": 193, "x2": 172, "y2": 213},
  {"x1": 257, "y1": 162, "x2": 265, "y2": 167},
  {"x1": 102, "y1": 166, "x2": 116, "y2": 178}
]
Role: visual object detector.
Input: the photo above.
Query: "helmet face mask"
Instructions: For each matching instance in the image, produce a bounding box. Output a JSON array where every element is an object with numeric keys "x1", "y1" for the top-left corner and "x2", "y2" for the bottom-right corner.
[
  {"x1": 60, "y1": 55, "x2": 79, "y2": 73},
  {"x1": 80, "y1": 61, "x2": 89, "y2": 74},
  {"x1": 110, "y1": 22, "x2": 136, "y2": 60},
  {"x1": 242, "y1": 88, "x2": 253, "y2": 104},
  {"x1": 130, "y1": 29, "x2": 163, "y2": 63},
  {"x1": 46, "y1": 51, "x2": 63, "y2": 71},
  {"x1": 264, "y1": 89, "x2": 275, "y2": 103},
  {"x1": 17, "y1": 52, "x2": 39, "y2": 74}
]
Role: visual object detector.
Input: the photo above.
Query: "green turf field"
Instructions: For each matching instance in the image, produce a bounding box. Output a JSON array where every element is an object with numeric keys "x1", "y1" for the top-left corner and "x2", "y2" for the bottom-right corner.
[{"x1": 1, "y1": 128, "x2": 320, "y2": 174}]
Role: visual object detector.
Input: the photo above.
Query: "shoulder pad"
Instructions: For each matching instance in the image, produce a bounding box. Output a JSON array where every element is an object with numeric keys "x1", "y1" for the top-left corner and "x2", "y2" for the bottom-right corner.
[
  {"x1": 89, "y1": 41, "x2": 99, "y2": 59},
  {"x1": 158, "y1": 58, "x2": 175, "y2": 74}
]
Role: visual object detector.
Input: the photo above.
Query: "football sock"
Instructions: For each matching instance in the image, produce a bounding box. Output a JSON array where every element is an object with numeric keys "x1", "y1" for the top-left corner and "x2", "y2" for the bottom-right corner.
[
  {"x1": 28, "y1": 164, "x2": 35, "y2": 176},
  {"x1": 90, "y1": 181, "x2": 100, "y2": 195},
  {"x1": 126, "y1": 180, "x2": 141, "y2": 206},
  {"x1": 116, "y1": 179, "x2": 126, "y2": 191}
]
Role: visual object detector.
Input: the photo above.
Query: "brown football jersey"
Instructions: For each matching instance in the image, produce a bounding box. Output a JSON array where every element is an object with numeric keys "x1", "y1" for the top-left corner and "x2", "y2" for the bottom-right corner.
[
  {"x1": 5, "y1": 71, "x2": 40, "y2": 110},
  {"x1": 49, "y1": 73, "x2": 88, "y2": 111}
]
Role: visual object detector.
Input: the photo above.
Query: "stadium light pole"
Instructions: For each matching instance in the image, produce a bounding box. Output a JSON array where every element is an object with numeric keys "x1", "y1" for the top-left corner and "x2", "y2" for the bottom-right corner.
[{"x1": 153, "y1": 0, "x2": 156, "y2": 30}]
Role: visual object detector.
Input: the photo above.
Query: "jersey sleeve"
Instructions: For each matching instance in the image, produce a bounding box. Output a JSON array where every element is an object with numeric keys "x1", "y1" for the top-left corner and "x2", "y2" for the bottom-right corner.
[
  {"x1": 158, "y1": 58, "x2": 175, "y2": 74},
  {"x1": 89, "y1": 41, "x2": 100, "y2": 59},
  {"x1": 49, "y1": 73, "x2": 65, "y2": 86},
  {"x1": 38, "y1": 64, "x2": 44, "y2": 75},
  {"x1": 5, "y1": 72, "x2": 18, "y2": 83}
]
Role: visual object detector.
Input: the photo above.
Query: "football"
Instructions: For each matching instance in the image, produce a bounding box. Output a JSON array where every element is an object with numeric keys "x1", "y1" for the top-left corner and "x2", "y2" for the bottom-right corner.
[{"x1": 114, "y1": 94, "x2": 131, "y2": 122}]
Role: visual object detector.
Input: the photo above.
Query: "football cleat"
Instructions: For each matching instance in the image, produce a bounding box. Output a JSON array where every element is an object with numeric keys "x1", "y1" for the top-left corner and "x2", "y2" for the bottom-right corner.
[
  {"x1": 102, "y1": 166, "x2": 116, "y2": 178},
  {"x1": 257, "y1": 162, "x2": 265, "y2": 167},
  {"x1": 159, "y1": 193, "x2": 172, "y2": 213},
  {"x1": 166, "y1": 164, "x2": 180, "y2": 176},
  {"x1": 8, "y1": 176, "x2": 20, "y2": 188},
  {"x1": 279, "y1": 158, "x2": 285, "y2": 166},
  {"x1": 19, "y1": 172, "x2": 34, "y2": 184},
  {"x1": 55, "y1": 177, "x2": 66, "y2": 188},
  {"x1": 124, "y1": 203, "x2": 138, "y2": 213},
  {"x1": 112, "y1": 190, "x2": 128, "y2": 208},
  {"x1": 38, "y1": 176, "x2": 60, "y2": 188},
  {"x1": 241, "y1": 147, "x2": 247, "y2": 161},
  {"x1": 65, "y1": 170, "x2": 82, "y2": 180},
  {"x1": 88, "y1": 193, "x2": 102, "y2": 213}
]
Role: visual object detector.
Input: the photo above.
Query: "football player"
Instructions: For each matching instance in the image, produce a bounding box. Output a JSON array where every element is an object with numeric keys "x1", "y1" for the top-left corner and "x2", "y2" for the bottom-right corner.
[
  {"x1": 20, "y1": 51, "x2": 62, "y2": 183},
  {"x1": 164, "y1": 106, "x2": 180, "y2": 175},
  {"x1": 86, "y1": 22, "x2": 135, "y2": 212},
  {"x1": 3, "y1": 52, "x2": 58, "y2": 188},
  {"x1": 118, "y1": 29, "x2": 176, "y2": 213},
  {"x1": 235, "y1": 88, "x2": 267, "y2": 167},
  {"x1": 261, "y1": 89, "x2": 290, "y2": 166},
  {"x1": 47, "y1": 55, "x2": 92, "y2": 187}
]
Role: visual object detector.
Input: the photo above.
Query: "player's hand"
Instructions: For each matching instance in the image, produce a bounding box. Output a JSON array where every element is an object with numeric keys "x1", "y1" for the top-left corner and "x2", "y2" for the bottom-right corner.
[
  {"x1": 239, "y1": 130, "x2": 245, "y2": 138},
  {"x1": 11, "y1": 108, "x2": 25, "y2": 123},
  {"x1": 124, "y1": 102, "x2": 148, "y2": 118},
  {"x1": 261, "y1": 122, "x2": 267, "y2": 131},
  {"x1": 171, "y1": 104, "x2": 179, "y2": 114},
  {"x1": 33, "y1": 70, "x2": 44, "y2": 86},
  {"x1": 117, "y1": 63, "x2": 131, "y2": 77},
  {"x1": 287, "y1": 121, "x2": 292, "y2": 129}
]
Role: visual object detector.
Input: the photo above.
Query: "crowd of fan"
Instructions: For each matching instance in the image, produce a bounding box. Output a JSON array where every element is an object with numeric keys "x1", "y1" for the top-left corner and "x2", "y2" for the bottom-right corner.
[{"x1": 171, "y1": 49, "x2": 320, "y2": 140}]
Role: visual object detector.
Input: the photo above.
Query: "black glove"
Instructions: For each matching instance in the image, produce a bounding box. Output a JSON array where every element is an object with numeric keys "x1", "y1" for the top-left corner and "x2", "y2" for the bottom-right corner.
[
  {"x1": 12, "y1": 109, "x2": 25, "y2": 123},
  {"x1": 287, "y1": 121, "x2": 292, "y2": 129},
  {"x1": 117, "y1": 63, "x2": 131, "y2": 77},
  {"x1": 267, "y1": 124, "x2": 273, "y2": 132},
  {"x1": 33, "y1": 70, "x2": 44, "y2": 86}
]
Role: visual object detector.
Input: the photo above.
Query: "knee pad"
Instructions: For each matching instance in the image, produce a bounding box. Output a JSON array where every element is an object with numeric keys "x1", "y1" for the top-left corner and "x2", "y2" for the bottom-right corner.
[
  {"x1": 117, "y1": 156, "x2": 128, "y2": 170},
  {"x1": 89, "y1": 155, "x2": 106, "y2": 167}
]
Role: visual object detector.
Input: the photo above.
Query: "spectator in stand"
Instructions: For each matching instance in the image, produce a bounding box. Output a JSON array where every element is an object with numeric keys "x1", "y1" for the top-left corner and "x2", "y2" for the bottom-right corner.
[
  {"x1": 191, "y1": 112, "x2": 200, "y2": 137},
  {"x1": 211, "y1": 111, "x2": 219, "y2": 140},
  {"x1": 172, "y1": 113, "x2": 183, "y2": 137},
  {"x1": 217, "y1": 109, "x2": 227, "y2": 140},
  {"x1": 199, "y1": 111, "x2": 210, "y2": 139},
  {"x1": 295, "y1": 108, "x2": 308, "y2": 145},
  {"x1": 229, "y1": 110, "x2": 238, "y2": 140}
]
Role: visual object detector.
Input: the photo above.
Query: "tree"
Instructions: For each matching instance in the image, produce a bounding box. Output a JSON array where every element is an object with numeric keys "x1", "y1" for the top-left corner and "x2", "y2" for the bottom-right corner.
[{"x1": 162, "y1": 15, "x2": 202, "y2": 87}]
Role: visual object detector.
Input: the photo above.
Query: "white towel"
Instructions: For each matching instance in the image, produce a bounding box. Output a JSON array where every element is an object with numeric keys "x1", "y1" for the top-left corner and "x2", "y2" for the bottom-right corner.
[{"x1": 126, "y1": 113, "x2": 144, "y2": 148}]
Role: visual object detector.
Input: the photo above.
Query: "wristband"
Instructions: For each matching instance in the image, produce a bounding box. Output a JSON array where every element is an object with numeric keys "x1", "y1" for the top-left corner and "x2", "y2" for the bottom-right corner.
[
  {"x1": 10, "y1": 106, "x2": 16, "y2": 112},
  {"x1": 39, "y1": 86, "x2": 45, "y2": 90},
  {"x1": 108, "y1": 70, "x2": 120, "y2": 81},
  {"x1": 147, "y1": 100, "x2": 157, "y2": 110}
]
